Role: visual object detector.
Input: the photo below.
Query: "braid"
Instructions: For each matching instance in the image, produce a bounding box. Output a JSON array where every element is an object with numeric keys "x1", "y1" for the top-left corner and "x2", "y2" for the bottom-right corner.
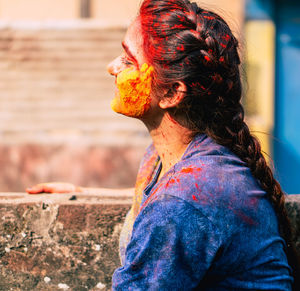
[
  {"x1": 208, "y1": 97, "x2": 300, "y2": 289},
  {"x1": 140, "y1": 0, "x2": 300, "y2": 288},
  {"x1": 188, "y1": 5, "x2": 300, "y2": 287},
  {"x1": 209, "y1": 102, "x2": 300, "y2": 290}
]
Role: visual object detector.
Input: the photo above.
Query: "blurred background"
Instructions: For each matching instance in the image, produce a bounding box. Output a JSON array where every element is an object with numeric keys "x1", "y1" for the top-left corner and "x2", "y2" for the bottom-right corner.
[{"x1": 0, "y1": 0, "x2": 299, "y2": 194}]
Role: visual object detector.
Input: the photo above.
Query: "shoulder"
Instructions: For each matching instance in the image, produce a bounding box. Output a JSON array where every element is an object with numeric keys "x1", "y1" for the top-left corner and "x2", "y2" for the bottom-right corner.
[
  {"x1": 137, "y1": 193, "x2": 215, "y2": 229},
  {"x1": 145, "y1": 136, "x2": 270, "y2": 228},
  {"x1": 165, "y1": 145, "x2": 263, "y2": 209}
]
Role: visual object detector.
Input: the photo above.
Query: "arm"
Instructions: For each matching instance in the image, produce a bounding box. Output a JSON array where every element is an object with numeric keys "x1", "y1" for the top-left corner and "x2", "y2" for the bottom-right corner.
[{"x1": 112, "y1": 194, "x2": 222, "y2": 291}]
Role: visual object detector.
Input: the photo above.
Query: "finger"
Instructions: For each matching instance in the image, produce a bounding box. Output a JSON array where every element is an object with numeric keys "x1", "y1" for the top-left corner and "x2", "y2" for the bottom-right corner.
[
  {"x1": 55, "y1": 183, "x2": 76, "y2": 193},
  {"x1": 43, "y1": 183, "x2": 74, "y2": 193},
  {"x1": 43, "y1": 183, "x2": 59, "y2": 193}
]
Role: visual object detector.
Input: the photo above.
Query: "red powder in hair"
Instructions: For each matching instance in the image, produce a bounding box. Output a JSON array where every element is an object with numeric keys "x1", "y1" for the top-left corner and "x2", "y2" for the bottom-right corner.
[
  {"x1": 223, "y1": 34, "x2": 230, "y2": 41},
  {"x1": 173, "y1": 24, "x2": 185, "y2": 29},
  {"x1": 177, "y1": 44, "x2": 184, "y2": 51},
  {"x1": 203, "y1": 16, "x2": 215, "y2": 20},
  {"x1": 177, "y1": 15, "x2": 186, "y2": 22},
  {"x1": 192, "y1": 195, "x2": 198, "y2": 201},
  {"x1": 212, "y1": 73, "x2": 222, "y2": 83},
  {"x1": 204, "y1": 56, "x2": 211, "y2": 62},
  {"x1": 185, "y1": 59, "x2": 191, "y2": 65},
  {"x1": 191, "y1": 82, "x2": 203, "y2": 88}
]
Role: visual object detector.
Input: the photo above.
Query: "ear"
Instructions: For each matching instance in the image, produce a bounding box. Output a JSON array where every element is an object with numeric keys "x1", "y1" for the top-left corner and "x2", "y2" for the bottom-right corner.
[{"x1": 158, "y1": 82, "x2": 187, "y2": 109}]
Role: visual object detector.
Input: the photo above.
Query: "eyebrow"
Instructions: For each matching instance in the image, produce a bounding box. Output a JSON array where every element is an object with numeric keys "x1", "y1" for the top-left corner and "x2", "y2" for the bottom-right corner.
[{"x1": 122, "y1": 41, "x2": 139, "y2": 67}]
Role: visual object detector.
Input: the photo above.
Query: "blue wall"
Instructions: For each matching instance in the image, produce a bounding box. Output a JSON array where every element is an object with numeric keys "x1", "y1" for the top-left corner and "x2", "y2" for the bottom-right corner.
[
  {"x1": 246, "y1": 0, "x2": 300, "y2": 194},
  {"x1": 274, "y1": 0, "x2": 300, "y2": 194}
]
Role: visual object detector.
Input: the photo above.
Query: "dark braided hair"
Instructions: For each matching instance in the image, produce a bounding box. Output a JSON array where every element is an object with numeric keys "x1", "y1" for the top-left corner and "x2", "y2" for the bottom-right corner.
[{"x1": 140, "y1": 0, "x2": 300, "y2": 289}]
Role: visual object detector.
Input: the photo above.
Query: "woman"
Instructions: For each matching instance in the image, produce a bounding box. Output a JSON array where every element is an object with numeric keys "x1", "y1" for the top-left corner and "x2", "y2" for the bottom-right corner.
[{"x1": 28, "y1": 0, "x2": 299, "y2": 290}]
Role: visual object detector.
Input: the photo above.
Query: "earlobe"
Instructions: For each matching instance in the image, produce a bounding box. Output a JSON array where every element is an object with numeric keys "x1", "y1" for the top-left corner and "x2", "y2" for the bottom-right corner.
[{"x1": 159, "y1": 82, "x2": 187, "y2": 109}]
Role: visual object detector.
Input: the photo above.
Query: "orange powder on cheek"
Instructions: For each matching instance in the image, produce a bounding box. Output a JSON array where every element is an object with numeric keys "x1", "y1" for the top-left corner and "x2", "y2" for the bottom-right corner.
[{"x1": 111, "y1": 63, "x2": 154, "y2": 117}]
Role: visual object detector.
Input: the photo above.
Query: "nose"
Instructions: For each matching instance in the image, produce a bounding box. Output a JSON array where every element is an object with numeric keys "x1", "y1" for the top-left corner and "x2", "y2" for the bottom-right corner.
[{"x1": 107, "y1": 56, "x2": 122, "y2": 76}]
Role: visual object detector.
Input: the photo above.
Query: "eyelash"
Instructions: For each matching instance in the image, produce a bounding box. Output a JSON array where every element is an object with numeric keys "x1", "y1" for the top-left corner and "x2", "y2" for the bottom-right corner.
[{"x1": 121, "y1": 56, "x2": 133, "y2": 65}]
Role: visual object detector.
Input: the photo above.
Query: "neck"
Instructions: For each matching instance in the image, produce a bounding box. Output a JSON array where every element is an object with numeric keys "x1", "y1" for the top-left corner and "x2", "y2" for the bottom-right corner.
[{"x1": 145, "y1": 112, "x2": 193, "y2": 178}]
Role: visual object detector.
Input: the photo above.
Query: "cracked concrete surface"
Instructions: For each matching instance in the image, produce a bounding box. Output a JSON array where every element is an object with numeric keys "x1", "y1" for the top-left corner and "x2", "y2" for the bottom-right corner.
[{"x1": 0, "y1": 192, "x2": 132, "y2": 291}]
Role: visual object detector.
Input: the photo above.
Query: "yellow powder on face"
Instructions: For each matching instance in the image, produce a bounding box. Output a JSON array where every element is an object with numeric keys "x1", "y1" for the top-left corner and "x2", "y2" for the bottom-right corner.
[{"x1": 111, "y1": 63, "x2": 154, "y2": 117}]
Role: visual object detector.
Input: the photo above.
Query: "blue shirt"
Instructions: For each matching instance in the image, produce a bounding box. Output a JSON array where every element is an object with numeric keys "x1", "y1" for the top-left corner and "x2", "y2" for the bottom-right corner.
[{"x1": 113, "y1": 134, "x2": 293, "y2": 290}]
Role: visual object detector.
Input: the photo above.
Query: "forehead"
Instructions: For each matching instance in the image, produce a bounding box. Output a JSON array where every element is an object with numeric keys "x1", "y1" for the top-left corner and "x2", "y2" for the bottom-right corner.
[{"x1": 123, "y1": 19, "x2": 145, "y2": 63}]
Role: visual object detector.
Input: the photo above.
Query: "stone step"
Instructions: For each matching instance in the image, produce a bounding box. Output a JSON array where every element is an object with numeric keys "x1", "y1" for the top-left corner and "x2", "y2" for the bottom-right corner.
[
  {"x1": 0, "y1": 28, "x2": 126, "y2": 41},
  {"x1": 0, "y1": 92, "x2": 112, "y2": 101},
  {"x1": 0, "y1": 78, "x2": 113, "y2": 88},
  {"x1": 0, "y1": 39, "x2": 123, "y2": 51},
  {"x1": 0, "y1": 47, "x2": 122, "y2": 59},
  {"x1": 0, "y1": 122, "x2": 146, "y2": 135},
  {"x1": 0, "y1": 131, "x2": 150, "y2": 146},
  {"x1": 0, "y1": 110, "x2": 140, "y2": 123},
  {"x1": 0, "y1": 26, "x2": 139, "y2": 145}
]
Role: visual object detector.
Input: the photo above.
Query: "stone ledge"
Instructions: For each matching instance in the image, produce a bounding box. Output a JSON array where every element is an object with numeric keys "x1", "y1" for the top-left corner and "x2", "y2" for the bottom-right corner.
[
  {"x1": 0, "y1": 192, "x2": 133, "y2": 205},
  {"x1": 284, "y1": 194, "x2": 300, "y2": 252},
  {"x1": 0, "y1": 193, "x2": 299, "y2": 291},
  {"x1": 0, "y1": 192, "x2": 132, "y2": 291}
]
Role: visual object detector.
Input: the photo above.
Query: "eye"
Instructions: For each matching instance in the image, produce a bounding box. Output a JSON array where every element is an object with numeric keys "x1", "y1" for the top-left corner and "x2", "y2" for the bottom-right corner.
[{"x1": 121, "y1": 56, "x2": 133, "y2": 66}]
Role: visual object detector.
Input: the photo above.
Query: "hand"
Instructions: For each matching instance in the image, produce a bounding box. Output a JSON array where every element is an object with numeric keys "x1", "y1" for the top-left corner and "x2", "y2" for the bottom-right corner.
[{"x1": 26, "y1": 182, "x2": 82, "y2": 194}]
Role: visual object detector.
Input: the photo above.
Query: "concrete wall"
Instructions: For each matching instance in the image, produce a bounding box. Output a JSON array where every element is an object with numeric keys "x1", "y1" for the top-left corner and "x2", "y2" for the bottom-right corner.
[
  {"x1": 0, "y1": 0, "x2": 79, "y2": 20},
  {"x1": 0, "y1": 192, "x2": 299, "y2": 290},
  {"x1": 0, "y1": 0, "x2": 245, "y2": 192},
  {"x1": 0, "y1": 0, "x2": 243, "y2": 27},
  {"x1": 91, "y1": 0, "x2": 141, "y2": 25},
  {"x1": 0, "y1": 25, "x2": 149, "y2": 192},
  {"x1": 0, "y1": 192, "x2": 133, "y2": 290},
  {"x1": 0, "y1": 144, "x2": 146, "y2": 192},
  {"x1": 0, "y1": 1, "x2": 245, "y2": 192}
]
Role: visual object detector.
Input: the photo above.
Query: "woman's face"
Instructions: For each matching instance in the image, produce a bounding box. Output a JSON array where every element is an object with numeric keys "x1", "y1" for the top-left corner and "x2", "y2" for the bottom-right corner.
[{"x1": 107, "y1": 19, "x2": 155, "y2": 118}]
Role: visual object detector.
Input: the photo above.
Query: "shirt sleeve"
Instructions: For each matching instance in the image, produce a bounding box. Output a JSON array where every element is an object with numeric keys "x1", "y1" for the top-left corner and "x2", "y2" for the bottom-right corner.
[{"x1": 112, "y1": 194, "x2": 222, "y2": 291}]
